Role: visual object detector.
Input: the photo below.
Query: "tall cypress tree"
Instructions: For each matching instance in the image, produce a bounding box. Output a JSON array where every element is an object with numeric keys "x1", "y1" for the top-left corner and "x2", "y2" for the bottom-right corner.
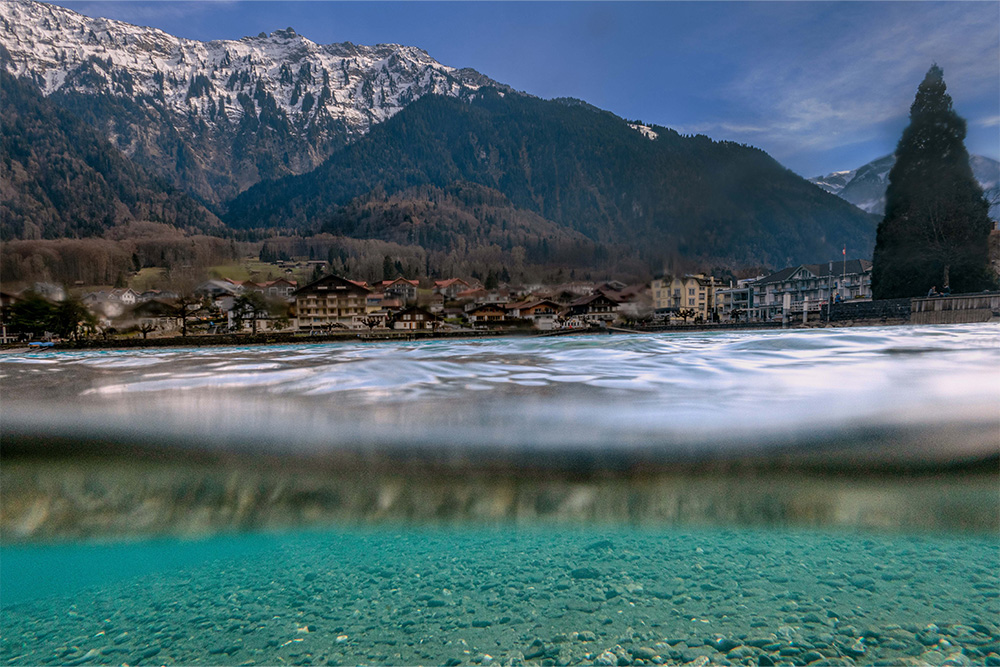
[{"x1": 872, "y1": 65, "x2": 995, "y2": 299}]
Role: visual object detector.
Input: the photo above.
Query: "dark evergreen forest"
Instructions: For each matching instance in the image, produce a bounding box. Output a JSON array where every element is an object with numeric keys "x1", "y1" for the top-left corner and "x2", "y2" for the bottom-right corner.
[{"x1": 226, "y1": 91, "x2": 879, "y2": 270}]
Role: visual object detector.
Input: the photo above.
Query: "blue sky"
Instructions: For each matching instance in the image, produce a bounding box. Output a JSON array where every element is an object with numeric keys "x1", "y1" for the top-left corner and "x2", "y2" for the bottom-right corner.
[{"x1": 57, "y1": 1, "x2": 1000, "y2": 178}]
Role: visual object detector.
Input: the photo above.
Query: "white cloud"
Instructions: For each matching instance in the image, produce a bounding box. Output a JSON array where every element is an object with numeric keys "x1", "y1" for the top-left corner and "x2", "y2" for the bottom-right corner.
[
  {"x1": 709, "y1": 3, "x2": 999, "y2": 161},
  {"x1": 977, "y1": 115, "x2": 1000, "y2": 128}
]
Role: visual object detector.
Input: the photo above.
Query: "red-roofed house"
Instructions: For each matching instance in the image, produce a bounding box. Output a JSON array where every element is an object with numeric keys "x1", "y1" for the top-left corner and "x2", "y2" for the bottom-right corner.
[
  {"x1": 433, "y1": 278, "x2": 474, "y2": 299},
  {"x1": 380, "y1": 278, "x2": 419, "y2": 304}
]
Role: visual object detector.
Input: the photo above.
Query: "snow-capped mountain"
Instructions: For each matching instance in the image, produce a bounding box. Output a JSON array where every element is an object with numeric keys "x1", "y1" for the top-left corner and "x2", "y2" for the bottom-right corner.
[
  {"x1": 810, "y1": 154, "x2": 1000, "y2": 221},
  {"x1": 0, "y1": 0, "x2": 510, "y2": 203}
]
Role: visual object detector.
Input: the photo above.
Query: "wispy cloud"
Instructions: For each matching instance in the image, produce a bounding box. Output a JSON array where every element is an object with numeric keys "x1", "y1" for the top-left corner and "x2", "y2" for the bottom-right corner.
[
  {"x1": 685, "y1": 3, "x2": 999, "y2": 169},
  {"x1": 977, "y1": 115, "x2": 1000, "y2": 128}
]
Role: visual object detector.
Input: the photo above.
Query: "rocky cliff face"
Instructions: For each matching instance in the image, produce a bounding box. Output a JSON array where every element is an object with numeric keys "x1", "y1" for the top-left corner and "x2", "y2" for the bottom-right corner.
[{"x1": 0, "y1": 0, "x2": 508, "y2": 204}]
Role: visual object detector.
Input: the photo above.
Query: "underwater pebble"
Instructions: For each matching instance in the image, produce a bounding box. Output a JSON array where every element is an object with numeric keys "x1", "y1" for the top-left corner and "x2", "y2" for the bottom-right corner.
[
  {"x1": 570, "y1": 567, "x2": 602, "y2": 580},
  {"x1": 594, "y1": 649, "x2": 618, "y2": 666}
]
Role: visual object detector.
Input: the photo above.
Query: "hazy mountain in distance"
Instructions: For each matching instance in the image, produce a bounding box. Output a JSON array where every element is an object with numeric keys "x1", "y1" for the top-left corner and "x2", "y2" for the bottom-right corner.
[{"x1": 811, "y1": 154, "x2": 1000, "y2": 221}]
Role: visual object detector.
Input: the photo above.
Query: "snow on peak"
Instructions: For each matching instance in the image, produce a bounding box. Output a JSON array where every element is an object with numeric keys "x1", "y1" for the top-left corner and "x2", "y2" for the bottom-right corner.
[
  {"x1": 810, "y1": 154, "x2": 1000, "y2": 221},
  {"x1": 0, "y1": 0, "x2": 502, "y2": 135}
]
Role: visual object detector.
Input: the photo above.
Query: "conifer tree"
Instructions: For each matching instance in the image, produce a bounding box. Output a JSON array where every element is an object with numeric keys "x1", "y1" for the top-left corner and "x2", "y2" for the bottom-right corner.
[{"x1": 872, "y1": 65, "x2": 995, "y2": 298}]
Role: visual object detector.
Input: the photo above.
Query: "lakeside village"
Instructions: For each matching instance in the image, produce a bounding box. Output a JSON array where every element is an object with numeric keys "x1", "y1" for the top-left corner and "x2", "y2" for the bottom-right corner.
[{"x1": 0, "y1": 256, "x2": 992, "y2": 345}]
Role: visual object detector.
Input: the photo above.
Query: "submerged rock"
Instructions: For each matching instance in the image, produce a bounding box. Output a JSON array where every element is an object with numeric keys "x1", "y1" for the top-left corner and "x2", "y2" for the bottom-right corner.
[{"x1": 570, "y1": 567, "x2": 602, "y2": 580}]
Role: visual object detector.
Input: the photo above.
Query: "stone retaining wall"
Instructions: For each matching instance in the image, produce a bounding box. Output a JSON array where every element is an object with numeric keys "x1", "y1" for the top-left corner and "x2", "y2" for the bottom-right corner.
[
  {"x1": 911, "y1": 292, "x2": 1000, "y2": 324},
  {"x1": 823, "y1": 298, "x2": 912, "y2": 322}
]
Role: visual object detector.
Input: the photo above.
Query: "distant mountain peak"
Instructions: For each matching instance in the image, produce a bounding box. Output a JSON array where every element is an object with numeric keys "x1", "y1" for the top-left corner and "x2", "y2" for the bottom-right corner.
[
  {"x1": 810, "y1": 154, "x2": 999, "y2": 221},
  {"x1": 0, "y1": 0, "x2": 512, "y2": 202}
]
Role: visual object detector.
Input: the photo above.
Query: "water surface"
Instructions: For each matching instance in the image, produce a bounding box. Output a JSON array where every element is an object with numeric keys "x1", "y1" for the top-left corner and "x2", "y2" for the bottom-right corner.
[{"x1": 3, "y1": 323, "x2": 998, "y2": 460}]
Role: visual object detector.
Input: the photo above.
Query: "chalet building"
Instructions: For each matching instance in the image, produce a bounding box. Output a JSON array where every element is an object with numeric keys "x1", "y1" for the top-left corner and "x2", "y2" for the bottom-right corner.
[
  {"x1": 651, "y1": 274, "x2": 721, "y2": 321},
  {"x1": 749, "y1": 259, "x2": 873, "y2": 321},
  {"x1": 467, "y1": 303, "x2": 507, "y2": 325},
  {"x1": 564, "y1": 292, "x2": 620, "y2": 324},
  {"x1": 392, "y1": 306, "x2": 438, "y2": 331},
  {"x1": 112, "y1": 288, "x2": 140, "y2": 306},
  {"x1": 82, "y1": 288, "x2": 140, "y2": 307},
  {"x1": 433, "y1": 278, "x2": 474, "y2": 299},
  {"x1": 506, "y1": 299, "x2": 562, "y2": 330},
  {"x1": 379, "y1": 278, "x2": 419, "y2": 304},
  {"x1": 293, "y1": 274, "x2": 370, "y2": 330}
]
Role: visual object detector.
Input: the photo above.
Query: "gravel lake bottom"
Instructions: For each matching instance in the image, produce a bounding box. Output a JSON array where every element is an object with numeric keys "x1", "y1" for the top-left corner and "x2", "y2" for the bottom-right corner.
[{"x1": 2, "y1": 526, "x2": 998, "y2": 667}]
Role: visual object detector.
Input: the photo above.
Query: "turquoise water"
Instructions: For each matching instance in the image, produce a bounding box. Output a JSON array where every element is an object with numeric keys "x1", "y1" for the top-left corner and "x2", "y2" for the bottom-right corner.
[
  {"x1": 1, "y1": 324, "x2": 999, "y2": 664},
  {"x1": 2, "y1": 527, "x2": 998, "y2": 665}
]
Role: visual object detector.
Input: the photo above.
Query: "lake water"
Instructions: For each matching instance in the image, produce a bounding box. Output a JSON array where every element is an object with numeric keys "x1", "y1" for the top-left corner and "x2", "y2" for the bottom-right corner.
[{"x1": 1, "y1": 324, "x2": 998, "y2": 665}]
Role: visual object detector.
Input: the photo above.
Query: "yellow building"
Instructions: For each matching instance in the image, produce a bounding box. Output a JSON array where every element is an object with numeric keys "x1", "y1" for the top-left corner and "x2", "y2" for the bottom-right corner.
[{"x1": 651, "y1": 273, "x2": 721, "y2": 321}]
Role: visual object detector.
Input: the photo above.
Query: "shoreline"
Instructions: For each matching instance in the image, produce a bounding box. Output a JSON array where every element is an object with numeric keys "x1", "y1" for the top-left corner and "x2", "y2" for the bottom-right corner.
[{"x1": 0, "y1": 318, "x2": 912, "y2": 353}]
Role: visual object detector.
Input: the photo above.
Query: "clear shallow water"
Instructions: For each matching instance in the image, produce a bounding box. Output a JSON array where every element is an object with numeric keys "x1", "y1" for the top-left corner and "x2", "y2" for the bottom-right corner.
[
  {"x1": 2, "y1": 527, "x2": 998, "y2": 665},
  {"x1": 2, "y1": 323, "x2": 999, "y2": 459}
]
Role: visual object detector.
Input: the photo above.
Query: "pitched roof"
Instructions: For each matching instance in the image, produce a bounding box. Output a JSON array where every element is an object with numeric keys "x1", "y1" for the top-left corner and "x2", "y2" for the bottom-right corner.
[
  {"x1": 434, "y1": 278, "x2": 471, "y2": 288},
  {"x1": 507, "y1": 299, "x2": 561, "y2": 311},
  {"x1": 395, "y1": 305, "x2": 438, "y2": 318},
  {"x1": 294, "y1": 274, "x2": 371, "y2": 295},
  {"x1": 757, "y1": 259, "x2": 872, "y2": 285},
  {"x1": 568, "y1": 292, "x2": 619, "y2": 307},
  {"x1": 467, "y1": 303, "x2": 507, "y2": 313}
]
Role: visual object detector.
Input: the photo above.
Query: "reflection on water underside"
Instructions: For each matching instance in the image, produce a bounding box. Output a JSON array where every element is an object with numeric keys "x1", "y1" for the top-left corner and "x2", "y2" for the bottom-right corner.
[{"x1": 2, "y1": 450, "x2": 997, "y2": 541}]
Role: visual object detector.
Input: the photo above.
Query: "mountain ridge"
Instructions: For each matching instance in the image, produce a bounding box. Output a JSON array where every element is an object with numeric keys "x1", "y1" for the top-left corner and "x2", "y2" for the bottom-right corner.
[
  {"x1": 0, "y1": 0, "x2": 511, "y2": 203},
  {"x1": 226, "y1": 90, "x2": 879, "y2": 270}
]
